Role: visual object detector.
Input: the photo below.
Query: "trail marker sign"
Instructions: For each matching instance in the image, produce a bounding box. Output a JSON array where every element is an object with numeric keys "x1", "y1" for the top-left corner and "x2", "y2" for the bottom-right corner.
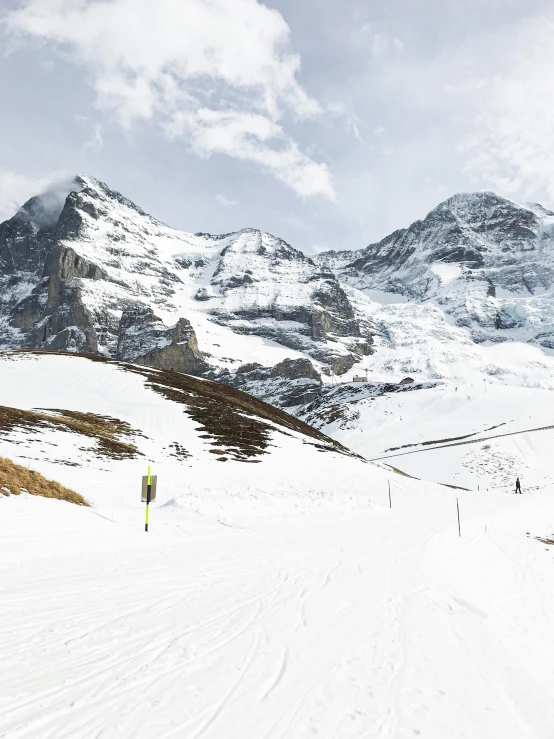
[{"x1": 141, "y1": 475, "x2": 157, "y2": 502}]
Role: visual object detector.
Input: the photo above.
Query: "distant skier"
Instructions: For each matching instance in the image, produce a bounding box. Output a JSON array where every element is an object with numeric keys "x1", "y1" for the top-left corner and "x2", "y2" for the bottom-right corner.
[{"x1": 515, "y1": 477, "x2": 522, "y2": 494}]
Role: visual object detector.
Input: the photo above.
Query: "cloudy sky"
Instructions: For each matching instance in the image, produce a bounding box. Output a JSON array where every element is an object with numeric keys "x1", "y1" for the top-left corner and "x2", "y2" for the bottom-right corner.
[{"x1": 1, "y1": 0, "x2": 554, "y2": 253}]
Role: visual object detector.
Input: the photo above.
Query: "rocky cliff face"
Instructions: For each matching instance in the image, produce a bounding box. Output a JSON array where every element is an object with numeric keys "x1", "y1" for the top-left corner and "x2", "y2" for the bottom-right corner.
[
  {"x1": 319, "y1": 192, "x2": 554, "y2": 345},
  {"x1": 206, "y1": 227, "x2": 373, "y2": 366},
  {"x1": 0, "y1": 176, "x2": 371, "y2": 378},
  {"x1": 224, "y1": 358, "x2": 322, "y2": 409}
]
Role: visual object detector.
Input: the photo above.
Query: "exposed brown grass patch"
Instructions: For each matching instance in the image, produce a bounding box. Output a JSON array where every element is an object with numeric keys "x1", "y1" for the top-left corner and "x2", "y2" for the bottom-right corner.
[
  {"x1": 0, "y1": 405, "x2": 142, "y2": 460},
  {"x1": 0, "y1": 456, "x2": 88, "y2": 506},
  {"x1": 536, "y1": 535, "x2": 554, "y2": 546},
  {"x1": 167, "y1": 442, "x2": 191, "y2": 460}
]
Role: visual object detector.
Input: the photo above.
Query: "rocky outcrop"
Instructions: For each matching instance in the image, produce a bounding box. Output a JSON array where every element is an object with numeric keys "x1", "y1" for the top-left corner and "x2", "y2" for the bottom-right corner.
[
  {"x1": 6, "y1": 237, "x2": 108, "y2": 355},
  {"x1": 194, "y1": 287, "x2": 211, "y2": 301},
  {"x1": 235, "y1": 358, "x2": 321, "y2": 382},
  {"x1": 119, "y1": 309, "x2": 209, "y2": 375},
  {"x1": 226, "y1": 357, "x2": 322, "y2": 409},
  {"x1": 328, "y1": 355, "x2": 357, "y2": 376},
  {"x1": 133, "y1": 318, "x2": 207, "y2": 376},
  {"x1": 45, "y1": 246, "x2": 107, "y2": 309},
  {"x1": 28, "y1": 287, "x2": 99, "y2": 354},
  {"x1": 116, "y1": 304, "x2": 173, "y2": 360},
  {"x1": 269, "y1": 358, "x2": 321, "y2": 381}
]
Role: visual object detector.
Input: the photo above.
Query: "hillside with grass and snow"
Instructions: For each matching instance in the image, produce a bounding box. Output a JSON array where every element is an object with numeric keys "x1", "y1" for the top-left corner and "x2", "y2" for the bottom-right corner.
[
  {"x1": 1, "y1": 351, "x2": 554, "y2": 738},
  {"x1": 0, "y1": 351, "x2": 376, "y2": 518}
]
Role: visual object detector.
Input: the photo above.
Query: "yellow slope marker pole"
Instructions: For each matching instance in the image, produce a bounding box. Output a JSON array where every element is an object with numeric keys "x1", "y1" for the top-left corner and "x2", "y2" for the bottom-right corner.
[{"x1": 145, "y1": 465, "x2": 152, "y2": 532}]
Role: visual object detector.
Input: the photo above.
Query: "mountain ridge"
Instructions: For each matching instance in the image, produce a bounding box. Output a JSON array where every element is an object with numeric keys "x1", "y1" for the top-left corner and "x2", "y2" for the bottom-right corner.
[
  {"x1": 0, "y1": 174, "x2": 376, "y2": 382},
  {"x1": 3, "y1": 175, "x2": 554, "y2": 416}
]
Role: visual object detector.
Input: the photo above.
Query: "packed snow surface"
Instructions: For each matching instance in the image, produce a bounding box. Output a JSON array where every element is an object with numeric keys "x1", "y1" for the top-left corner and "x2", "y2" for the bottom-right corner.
[
  {"x1": 3, "y1": 490, "x2": 554, "y2": 739},
  {"x1": 1, "y1": 352, "x2": 554, "y2": 737}
]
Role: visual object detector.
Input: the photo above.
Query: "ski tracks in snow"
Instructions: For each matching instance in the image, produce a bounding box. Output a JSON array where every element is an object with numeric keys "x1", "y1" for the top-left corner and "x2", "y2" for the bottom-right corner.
[{"x1": 2, "y1": 493, "x2": 554, "y2": 738}]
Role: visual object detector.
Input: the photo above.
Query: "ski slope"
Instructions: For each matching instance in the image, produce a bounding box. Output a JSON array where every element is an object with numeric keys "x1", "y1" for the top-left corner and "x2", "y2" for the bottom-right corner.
[
  {"x1": 2, "y1": 483, "x2": 554, "y2": 737},
  {"x1": 1, "y1": 352, "x2": 554, "y2": 738},
  {"x1": 320, "y1": 380, "x2": 554, "y2": 493}
]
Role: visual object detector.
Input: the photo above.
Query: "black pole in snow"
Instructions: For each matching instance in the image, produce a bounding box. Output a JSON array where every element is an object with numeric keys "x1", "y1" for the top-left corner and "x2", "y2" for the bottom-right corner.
[
  {"x1": 145, "y1": 465, "x2": 152, "y2": 532},
  {"x1": 456, "y1": 497, "x2": 461, "y2": 537}
]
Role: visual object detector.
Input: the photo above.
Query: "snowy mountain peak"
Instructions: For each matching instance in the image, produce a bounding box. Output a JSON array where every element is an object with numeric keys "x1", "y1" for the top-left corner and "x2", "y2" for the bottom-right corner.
[
  {"x1": 4, "y1": 175, "x2": 554, "y2": 398},
  {"x1": 316, "y1": 189, "x2": 554, "y2": 349},
  {"x1": 0, "y1": 175, "x2": 373, "y2": 377},
  {"x1": 437, "y1": 190, "x2": 554, "y2": 221},
  {"x1": 11, "y1": 175, "x2": 83, "y2": 232},
  {"x1": 437, "y1": 190, "x2": 516, "y2": 213}
]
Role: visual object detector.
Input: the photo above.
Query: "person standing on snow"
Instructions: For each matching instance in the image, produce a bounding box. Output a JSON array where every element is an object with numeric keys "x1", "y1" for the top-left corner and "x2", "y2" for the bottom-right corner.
[{"x1": 515, "y1": 477, "x2": 522, "y2": 494}]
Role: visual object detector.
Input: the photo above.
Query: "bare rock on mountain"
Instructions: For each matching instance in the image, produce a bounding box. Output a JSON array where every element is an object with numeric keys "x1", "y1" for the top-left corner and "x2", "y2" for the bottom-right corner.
[
  {"x1": 318, "y1": 191, "x2": 554, "y2": 347},
  {"x1": 207, "y1": 228, "x2": 370, "y2": 366},
  {"x1": 227, "y1": 358, "x2": 322, "y2": 408},
  {"x1": 235, "y1": 357, "x2": 321, "y2": 382},
  {"x1": 0, "y1": 177, "x2": 371, "y2": 375},
  {"x1": 123, "y1": 312, "x2": 209, "y2": 375},
  {"x1": 269, "y1": 358, "x2": 321, "y2": 381}
]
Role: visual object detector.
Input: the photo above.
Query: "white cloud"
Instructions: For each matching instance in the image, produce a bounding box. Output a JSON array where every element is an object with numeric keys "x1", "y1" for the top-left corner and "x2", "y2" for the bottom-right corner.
[
  {"x1": 358, "y1": 10, "x2": 554, "y2": 208},
  {"x1": 167, "y1": 108, "x2": 335, "y2": 200},
  {"x1": 0, "y1": 170, "x2": 68, "y2": 221},
  {"x1": 84, "y1": 122, "x2": 103, "y2": 150},
  {"x1": 351, "y1": 23, "x2": 404, "y2": 58},
  {"x1": 5, "y1": 0, "x2": 334, "y2": 200},
  {"x1": 370, "y1": 32, "x2": 404, "y2": 58},
  {"x1": 460, "y1": 16, "x2": 554, "y2": 202},
  {"x1": 215, "y1": 193, "x2": 237, "y2": 208}
]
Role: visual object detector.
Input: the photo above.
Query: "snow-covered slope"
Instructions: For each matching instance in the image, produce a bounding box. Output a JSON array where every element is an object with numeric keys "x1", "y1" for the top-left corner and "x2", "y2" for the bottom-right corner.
[
  {"x1": 304, "y1": 376, "x2": 554, "y2": 489},
  {"x1": 2, "y1": 353, "x2": 554, "y2": 738},
  {"x1": 0, "y1": 351, "x2": 377, "y2": 517},
  {"x1": 294, "y1": 290, "x2": 554, "y2": 492}
]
